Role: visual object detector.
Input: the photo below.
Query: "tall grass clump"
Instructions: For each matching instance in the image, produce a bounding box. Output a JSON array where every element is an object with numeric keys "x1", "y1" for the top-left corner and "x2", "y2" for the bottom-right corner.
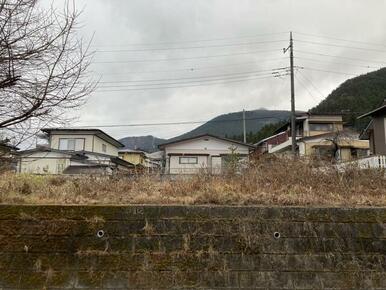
[{"x1": 0, "y1": 156, "x2": 384, "y2": 206}]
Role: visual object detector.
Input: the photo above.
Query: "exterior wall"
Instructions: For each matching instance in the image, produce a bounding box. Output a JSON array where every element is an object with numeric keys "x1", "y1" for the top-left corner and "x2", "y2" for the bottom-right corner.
[
  {"x1": 300, "y1": 138, "x2": 369, "y2": 161},
  {"x1": 372, "y1": 117, "x2": 386, "y2": 155},
  {"x1": 169, "y1": 155, "x2": 208, "y2": 174},
  {"x1": 93, "y1": 135, "x2": 118, "y2": 156},
  {"x1": 50, "y1": 134, "x2": 93, "y2": 151},
  {"x1": 0, "y1": 205, "x2": 384, "y2": 289},
  {"x1": 119, "y1": 152, "x2": 144, "y2": 165},
  {"x1": 303, "y1": 115, "x2": 343, "y2": 137},
  {"x1": 18, "y1": 152, "x2": 115, "y2": 175},
  {"x1": 256, "y1": 132, "x2": 288, "y2": 154},
  {"x1": 163, "y1": 136, "x2": 250, "y2": 174},
  {"x1": 18, "y1": 152, "x2": 71, "y2": 174},
  {"x1": 50, "y1": 134, "x2": 119, "y2": 156}
]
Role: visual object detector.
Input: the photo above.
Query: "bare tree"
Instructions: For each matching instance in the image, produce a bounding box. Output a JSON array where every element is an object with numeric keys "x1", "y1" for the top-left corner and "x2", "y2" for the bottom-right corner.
[{"x1": 0, "y1": 0, "x2": 94, "y2": 145}]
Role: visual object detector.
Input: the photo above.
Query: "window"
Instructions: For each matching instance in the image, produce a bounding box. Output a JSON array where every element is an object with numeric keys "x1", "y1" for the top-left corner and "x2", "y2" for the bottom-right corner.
[
  {"x1": 179, "y1": 156, "x2": 198, "y2": 164},
  {"x1": 59, "y1": 138, "x2": 84, "y2": 151},
  {"x1": 309, "y1": 123, "x2": 334, "y2": 131},
  {"x1": 351, "y1": 148, "x2": 368, "y2": 159},
  {"x1": 102, "y1": 144, "x2": 107, "y2": 153}
]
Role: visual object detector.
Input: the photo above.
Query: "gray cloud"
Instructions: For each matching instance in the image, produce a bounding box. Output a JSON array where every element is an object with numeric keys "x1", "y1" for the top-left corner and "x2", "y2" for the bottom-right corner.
[{"x1": 47, "y1": 0, "x2": 386, "y2": 139}]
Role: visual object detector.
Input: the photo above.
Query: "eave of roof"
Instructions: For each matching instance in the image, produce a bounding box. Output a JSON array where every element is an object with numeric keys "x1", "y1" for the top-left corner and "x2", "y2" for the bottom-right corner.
[
  {"x1": 41, "y1": 128, "x2": 124, "y2": 148},
  {"x1": 357, "y1": 104, "x2": 386, "y2": 119},
  {"x1": 254, "y1": 131, "x2": 287, "y2": 146},
  {"x1": 158, "y1": 134, "x2": 255, "y2": 149}
]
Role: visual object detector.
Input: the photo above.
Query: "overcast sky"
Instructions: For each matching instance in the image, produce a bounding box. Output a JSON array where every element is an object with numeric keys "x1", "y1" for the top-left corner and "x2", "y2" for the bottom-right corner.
[{"x1": 49, "y1": 0, "x2": 386, "y2": 140}]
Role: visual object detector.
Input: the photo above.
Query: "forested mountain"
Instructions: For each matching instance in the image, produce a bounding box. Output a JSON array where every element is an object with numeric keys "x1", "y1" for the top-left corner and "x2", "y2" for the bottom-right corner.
[
  {"x1": 119, "y1": 135, "x2": 166, "y2": 153},
  {"x1": 311, "y1": 67, "x2": 386, "y2": 130},
  {"x1": 169, "y1": 109, "x2": 291, "y2": 142}
]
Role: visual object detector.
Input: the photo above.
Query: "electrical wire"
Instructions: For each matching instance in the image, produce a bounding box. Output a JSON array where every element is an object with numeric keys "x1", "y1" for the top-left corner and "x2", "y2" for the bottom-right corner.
[
  {"x1": 294, "y1": 74, "x2": 318, "y2": 101},
  {"x1": 294, "y1": 31, "x2": 386, "y2": 48},
  {"x1": 295, "y1": 56, "x2": 381, "y2": 70},
  {"x1": 96, "y1": 67, "x2": 289, "y2": 84},
  {"x1": 91, "y1": 31, "x2": 289, "y2": 47},
  {"x1": 95, "y1": 39, "x2": 288, "y2": 52},
  {"x1": 296, "y1": 39, "x2": 386, "y2": 54},
  {"x1": 92, "y1": 50, "x2": 286, "y2": 64},
  {"x1": 296, "y1": 50, "x2": 386, "y2": 65},
  {"x1": 296, "y1": 70, "x2": 325, "y2": 99},
  {"x1": 7, "y1": 116, "x2": 286, "y2": 130},
  {"x1": 93, "y1": 73, "x2": 289, "y2": 92}
]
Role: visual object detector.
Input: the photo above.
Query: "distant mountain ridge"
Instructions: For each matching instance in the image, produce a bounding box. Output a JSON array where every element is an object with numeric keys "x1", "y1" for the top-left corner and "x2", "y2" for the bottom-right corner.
[
  {"x1": 118, "y1": 135, "x2": 166, "y2": 153},
  {"x1": 168, "y1": 109, "x2": 291, "y2": 142},
  {"x1": 119, "y1": 109, "x2": 291, "y2": 152}
]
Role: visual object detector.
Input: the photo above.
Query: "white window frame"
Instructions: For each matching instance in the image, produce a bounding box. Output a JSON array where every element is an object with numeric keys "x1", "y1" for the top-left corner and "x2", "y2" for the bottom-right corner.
[
  {"x1": 309, "y1": 123, "x2": 334, "y2": 131},
  {"x1": 179, "y1": 156, "x2": 198, "y2": 164},
  {"x1": 59, "y1": 138, "x2": 84, "y2": 151}
]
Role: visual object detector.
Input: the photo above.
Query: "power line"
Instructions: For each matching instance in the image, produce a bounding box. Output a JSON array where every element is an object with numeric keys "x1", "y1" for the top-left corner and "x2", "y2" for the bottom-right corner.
[
  {"x1": 92, "y1": 49, "x2": 285, "y2": 63},
  {"x1": 96, "y1": 67, "x2": 289, "y2": 84},
  {"x1": 302, "y1": 66, "x2": 386, "y2": 82},
  {"x1": 296, "y1": 50, "x2": 386, "y2": 65},
  {"x1": 294, "y1": 74, "x2": 318, "y2": 101},
  {"x1": 7, "y1": 116, "x2": 286, "y2": 130},
  {"x1": 296, "y1": 70, "x2": 325, "y2": 99},
  {"x1": 96, "y1": 61, "x2": 262, "y2": 75},
  {"x1": 296, "y1": 39, "x2": 386, "y2": 54},
  {"x1": 91, "y1": 31, "x2": 289, "y2": 48},
  {"x1": 302, "y1": 67, "x2": 360, "y2": 76},
  {"x1": 96, "y1": 72, "x2": 286, "y2": 88},
  {"x1": 95, "y1": 39, "x2": 288, "y2": 53},
  {"x1": 93, "y1": 73, "x2": 289, "y2": 92},
  {"x1": 295, "y1": 56, "x2": 382, "y2": 70},
  {"x1": 294, "y1": 31, "x2": 386, "y2": 49}
]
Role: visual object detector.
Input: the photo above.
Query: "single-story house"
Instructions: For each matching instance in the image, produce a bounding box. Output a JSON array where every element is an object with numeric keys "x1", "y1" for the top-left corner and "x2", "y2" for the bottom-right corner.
[
  {"x1": 358, "y1": 100, "x2": 386, "y2": 155},
  {"x1": 158, "y1": 134, "x2": 255, "y2": 174},
  {"x1": 17, "y1": 128, "x2": 134, "y2": 175}
]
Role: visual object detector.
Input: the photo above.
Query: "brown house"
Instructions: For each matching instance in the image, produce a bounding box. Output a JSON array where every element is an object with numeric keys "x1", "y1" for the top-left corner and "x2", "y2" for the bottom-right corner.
[{"x1": 359, "y1": 101, "x2": 386, "y2": 155}]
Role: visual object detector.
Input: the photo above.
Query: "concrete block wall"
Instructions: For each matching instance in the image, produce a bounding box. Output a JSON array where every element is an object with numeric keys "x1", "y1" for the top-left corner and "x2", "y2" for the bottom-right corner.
[{"x1": 0, "y1": 205, "x2": 384, "y2": 289}]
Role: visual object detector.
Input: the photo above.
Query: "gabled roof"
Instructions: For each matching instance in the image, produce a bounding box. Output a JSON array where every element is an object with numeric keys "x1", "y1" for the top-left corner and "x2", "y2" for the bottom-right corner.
[
  {"x1": 357, "y1": 101, "x2": 386, "y2": 119},
  {"x1": 41, "y1": 128, "x2": 124, "y2": 148},
  {"x1": 254, "y1": 131, "x2": 287, "y2": 146},
  {"x1": 158, "y1": 134, "x2": 255, "y2": 149}
]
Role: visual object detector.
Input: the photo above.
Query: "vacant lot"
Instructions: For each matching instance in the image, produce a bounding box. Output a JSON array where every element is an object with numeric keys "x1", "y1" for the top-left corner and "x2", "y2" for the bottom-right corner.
[{"x1": 0, "y1": 157, "x2": 385, "y2": 206}]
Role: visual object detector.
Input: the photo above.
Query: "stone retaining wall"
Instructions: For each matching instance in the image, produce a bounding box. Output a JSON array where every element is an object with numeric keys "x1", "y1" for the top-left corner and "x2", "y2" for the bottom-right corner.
[{"x1": 0, "y1": 205, "x2": 385, "y2": 289}]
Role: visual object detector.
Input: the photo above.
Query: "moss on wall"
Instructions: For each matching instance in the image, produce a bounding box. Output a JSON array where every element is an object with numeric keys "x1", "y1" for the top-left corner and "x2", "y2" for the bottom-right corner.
[{"x1": 0, "y1": 205, "x2": 384, "y2": 289}]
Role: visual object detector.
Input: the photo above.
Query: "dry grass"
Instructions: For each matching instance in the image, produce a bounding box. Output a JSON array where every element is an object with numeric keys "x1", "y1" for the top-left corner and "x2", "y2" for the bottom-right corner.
[{"x1": 0, "y1": 156, "x2": 385, "y2": 206}]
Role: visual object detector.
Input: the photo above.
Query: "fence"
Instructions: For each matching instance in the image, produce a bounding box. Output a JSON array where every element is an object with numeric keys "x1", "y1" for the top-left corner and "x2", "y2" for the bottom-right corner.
[{"x1": 337, "y1": 155, "x2": 386, "y2": 170}]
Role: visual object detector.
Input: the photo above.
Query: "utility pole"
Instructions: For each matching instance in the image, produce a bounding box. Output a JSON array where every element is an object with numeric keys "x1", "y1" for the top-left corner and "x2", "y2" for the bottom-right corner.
[
  {"x1": 242, "y1": 109, "x2": 246, "y2": 143},
  {"x1": 284, "y1": 31, "x2": 296, "y2": 155}
]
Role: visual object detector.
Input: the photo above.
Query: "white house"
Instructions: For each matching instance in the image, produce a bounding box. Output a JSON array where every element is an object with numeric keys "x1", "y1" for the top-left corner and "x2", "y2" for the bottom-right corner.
[
  {"x1": 158, "y1": 134, "x2": 255, "y2": 174},
  {"x1": 17, "y1": 128, "x2": 134, "y2": 175}
]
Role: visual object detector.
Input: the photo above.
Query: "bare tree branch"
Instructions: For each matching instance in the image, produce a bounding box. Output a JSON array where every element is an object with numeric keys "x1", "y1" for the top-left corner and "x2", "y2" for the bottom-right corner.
[{"x1": 0, "y1": 0, "x2": 95, "y2": 144}]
